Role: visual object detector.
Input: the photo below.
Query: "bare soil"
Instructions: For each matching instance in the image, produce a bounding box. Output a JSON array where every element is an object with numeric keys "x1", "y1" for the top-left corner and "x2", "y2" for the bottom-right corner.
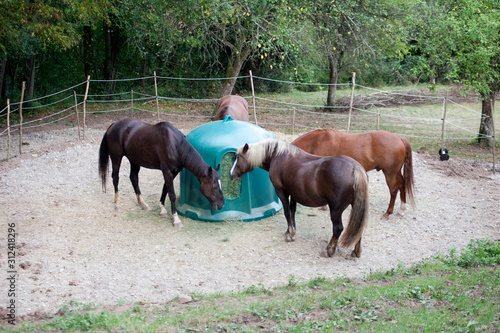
[{"x1": 0, "y1": 112, "x2": 498, "y2": 322}]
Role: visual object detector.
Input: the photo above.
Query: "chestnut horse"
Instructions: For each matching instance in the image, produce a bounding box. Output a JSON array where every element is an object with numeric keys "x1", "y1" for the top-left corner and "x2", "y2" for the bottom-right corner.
[
  {"x1": 98, "y1": 118, "x2": 224, "y2": 227},
  {"x1": 292, "y1": 129, "x2": 415, "y2": 219},
  {"x1": 214, "y1": 95, "x2": 250, "y2": 121},
  {"x1": 230, "y1": 138, "x2": 369, "y2": 258}
]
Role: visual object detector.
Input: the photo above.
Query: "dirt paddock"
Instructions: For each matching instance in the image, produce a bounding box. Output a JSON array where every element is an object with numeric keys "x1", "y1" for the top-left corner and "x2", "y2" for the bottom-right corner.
[{"x1": 0, "y1": 114, "x2": 499, "y2": 319}]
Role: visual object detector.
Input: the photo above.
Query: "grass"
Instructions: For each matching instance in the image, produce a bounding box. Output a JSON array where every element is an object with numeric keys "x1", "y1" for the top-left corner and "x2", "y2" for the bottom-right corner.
[{"x1": 4, "y1": 239, "x2": 499, "y2": 332}]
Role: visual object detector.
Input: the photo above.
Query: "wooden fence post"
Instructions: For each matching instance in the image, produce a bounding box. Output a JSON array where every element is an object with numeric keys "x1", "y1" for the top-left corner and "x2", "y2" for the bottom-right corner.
[
  {"x1": 249, "y1": 71, "x2": 258, "y2": 125},
  {"x1": 441, "y1": 93, "x2": 448, "y2": 153},
  {"x1": 82, "y1": 75, "x2": 90, "y2": 140},
  {"x1": 292, "y1": 107, "x2": 296, "y2": 135},
  {"x1": 19, "y1": 81, "x2": 25, "y2": 154},
  {"x1": 74, "y1": 91, "x2": 81, "y2": 140},
  {"x1": 7, "y1": 99, "x2": 10, "y2": 160},
  {"x1": 491, "y1": 99, "x2": 496, "y2": 175},
  {"x1": 131, "y1": 89, "x2": 134, "y2": 117},
  {"x1": 154, "y1": 71, "x2": 160, "y2": 121},
  {"x1": 347, "y1": 72, "x2": 356, "y2": 132}
]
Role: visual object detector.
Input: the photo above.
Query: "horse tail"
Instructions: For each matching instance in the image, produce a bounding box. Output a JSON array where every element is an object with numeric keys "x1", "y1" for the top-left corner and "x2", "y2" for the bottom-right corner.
[
  {"x1": 402, "y1": 137, "x2": 416, "y2": 208},
  {"x1": 98, "y1": 131, "x2": 110, "y2": 193},
  {"x1": 341, "y1": 164, "x2": 369, "y2": 248}
]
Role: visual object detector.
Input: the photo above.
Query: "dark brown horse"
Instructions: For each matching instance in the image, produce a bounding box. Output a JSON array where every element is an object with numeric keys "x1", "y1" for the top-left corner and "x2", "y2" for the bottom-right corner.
[
  {"x1": 230, "y1": 138, "x2": 369, "y2": 258},
  {"x1": 214, "y1": 95, "x2": 250, "y2": 121},
  {"x1": 98, "y1": 118, "x2": 224, "y2": 227},
  {"x1": 292, "y1": 129, "x2": 415, "y2": 219}
]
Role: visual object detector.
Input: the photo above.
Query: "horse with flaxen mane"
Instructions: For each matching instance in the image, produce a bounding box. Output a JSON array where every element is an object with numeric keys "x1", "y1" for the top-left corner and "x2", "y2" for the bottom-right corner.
[
  {"x1": 292, "y1": 129, "x2": 415, "y2": 219},
  {"x1": 230, "y1": 138, "x2": 369, "y2": 258},
  {"x1": 214, "y1": 95, "x2": 249, "y2": 121},
  {"x1": 98, "y1": 118, "x2": 224, "y2": 227}
]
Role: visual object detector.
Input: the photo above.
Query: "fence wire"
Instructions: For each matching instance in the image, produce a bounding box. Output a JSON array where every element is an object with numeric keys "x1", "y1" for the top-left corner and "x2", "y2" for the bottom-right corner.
[{"x1": 0, "y1": 74, "x2": 496, "y2": 164}]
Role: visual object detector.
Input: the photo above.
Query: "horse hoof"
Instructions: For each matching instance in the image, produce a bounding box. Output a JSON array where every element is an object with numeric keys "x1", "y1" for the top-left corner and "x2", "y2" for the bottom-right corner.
[
  {"x1": 285, "y1": 234, "x2": 295, "y2": 242},
  {"x1": 327, "y1": 247, "x2": 336, "y2": 257},
  {"x1": 141, "y1": 204, "x2": 151, "y2": 211},
  {"x1": 173, "y1": 222, "x2": 183, "y2": 228},
  {"x1": 351, "y1": 250, "x2": 361, "y2": 258},
  {"x1": 160, "y1": 212, "x2": 169, "y2": 218},
  {"x1": 381, "y1": 213, "x2": 390, "y2": 220}
]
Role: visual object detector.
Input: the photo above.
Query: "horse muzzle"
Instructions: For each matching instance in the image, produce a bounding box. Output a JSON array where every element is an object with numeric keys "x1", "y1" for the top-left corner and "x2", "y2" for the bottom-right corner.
[{"x1": 212, "y1": 200, "x2": 225, "y2": 211}]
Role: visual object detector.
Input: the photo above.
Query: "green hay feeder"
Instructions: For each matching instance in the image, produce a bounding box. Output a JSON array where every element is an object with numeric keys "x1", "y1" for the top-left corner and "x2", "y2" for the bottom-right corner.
[{"x1": 177, "y1": 116, "x2": 282, "y2": 221}]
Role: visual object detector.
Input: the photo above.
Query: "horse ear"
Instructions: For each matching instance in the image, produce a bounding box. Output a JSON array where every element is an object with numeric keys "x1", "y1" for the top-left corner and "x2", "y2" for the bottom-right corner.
[
  {"x1": 207, "y1": 166, "x2": 213, "y2": 176},
  {"x1": 242, "y1": 143, "x2": 249, "y2": 154},
  {"x1": 215, "y1": 164, "x2": 221, "y2": 172}
]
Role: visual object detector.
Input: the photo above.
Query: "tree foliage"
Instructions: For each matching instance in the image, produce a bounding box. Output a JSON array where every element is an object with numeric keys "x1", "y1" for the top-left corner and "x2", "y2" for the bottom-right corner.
[
  {"x1": 164, "y1": 0, "x2": 307, "y2": 95},
  {"x1": 305, "y1": 0, "x2": 417, "y2": 107},
  {"x1": 411, "y1": 0, "x2": 499, "y2": 144}
]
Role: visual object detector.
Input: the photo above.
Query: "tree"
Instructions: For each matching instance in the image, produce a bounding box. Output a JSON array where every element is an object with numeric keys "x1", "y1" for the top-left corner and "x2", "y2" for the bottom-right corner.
[
  {"x1": 0, "y1": 0, "x2": 112, "y2": 99},
  {"x1": 166, "y1": 0, "x2": 306, "y2": 96},
  {"x1": 412, "y1": 0, "x2": 499, "y2": 145},
  {"x1": 305, "y1": 0, "x2": 415, "y2": 107}
]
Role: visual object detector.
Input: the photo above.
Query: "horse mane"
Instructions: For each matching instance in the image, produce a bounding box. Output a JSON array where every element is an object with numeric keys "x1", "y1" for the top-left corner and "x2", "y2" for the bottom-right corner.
[
  {"x1": 179, "y1": 139, "x2": 210, "y2": 178},
  {"x1": 238, "y1": 138, "x2": 300, "y2": 168},
  {"x1": 160, "y1": 122, "x2": 209, "y2": 178}
]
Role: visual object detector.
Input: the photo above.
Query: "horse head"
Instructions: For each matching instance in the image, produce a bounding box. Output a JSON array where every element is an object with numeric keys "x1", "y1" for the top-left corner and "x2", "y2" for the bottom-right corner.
[
  {"x1": 199, "y1": 165, "x2": 225, "y2": 210},
  {"x1": 230, "y1": 144, "x2": 255, "y2": 179}
]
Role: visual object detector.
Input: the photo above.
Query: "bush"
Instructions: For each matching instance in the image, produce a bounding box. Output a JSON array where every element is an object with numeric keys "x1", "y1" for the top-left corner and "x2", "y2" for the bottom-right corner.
[{"x1": 439, "y1": 239, "x2": 500, "y2": 268}]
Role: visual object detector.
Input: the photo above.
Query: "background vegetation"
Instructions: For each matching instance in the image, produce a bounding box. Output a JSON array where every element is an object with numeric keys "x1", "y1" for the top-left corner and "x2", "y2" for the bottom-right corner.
[{"x1": 1, "y1": 0, "x2": 498, "y2": 144}]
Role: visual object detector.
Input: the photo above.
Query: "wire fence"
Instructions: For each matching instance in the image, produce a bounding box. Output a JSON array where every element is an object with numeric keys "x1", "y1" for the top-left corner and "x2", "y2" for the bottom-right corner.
[{"x1": 0, "y1": 73, "x2": 497, "y2": 170}]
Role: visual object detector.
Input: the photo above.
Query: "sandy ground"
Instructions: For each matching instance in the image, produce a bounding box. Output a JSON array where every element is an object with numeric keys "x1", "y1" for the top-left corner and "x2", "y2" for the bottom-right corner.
[{"x1": 0, "y1": 114, "x2": 498, "y2": 320}]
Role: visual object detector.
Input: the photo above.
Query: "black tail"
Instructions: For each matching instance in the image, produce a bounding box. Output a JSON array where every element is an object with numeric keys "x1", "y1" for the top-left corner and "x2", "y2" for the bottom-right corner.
[{"x1": 98, "y1": 132, "x2": 110, "y2": 193}]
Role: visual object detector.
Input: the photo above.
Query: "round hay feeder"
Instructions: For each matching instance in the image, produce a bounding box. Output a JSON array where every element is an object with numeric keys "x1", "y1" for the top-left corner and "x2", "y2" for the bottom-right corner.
[{"x1": 177, "y1": 116, "x2": 282, "y2": 221}]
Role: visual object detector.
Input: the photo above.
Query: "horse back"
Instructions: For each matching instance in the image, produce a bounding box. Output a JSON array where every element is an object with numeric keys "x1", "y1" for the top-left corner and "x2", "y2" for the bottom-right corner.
[
  {"x1": 215, "y1": 95, "x2": 249, "y2": 121},
  {"x1": 106, "y1": 118, "x2": 184, "y2": 170},
  {"x1": 270, "y1": 152, "x2": 358, "y2": 208},
  {"x1": 293, "y1": 129, "x2": 406, "y2": 172}
]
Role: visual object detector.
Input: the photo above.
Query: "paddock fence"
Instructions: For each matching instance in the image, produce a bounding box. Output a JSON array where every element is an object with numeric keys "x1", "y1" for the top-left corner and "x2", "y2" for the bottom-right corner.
[{"x1": 0, "y1": 72, "x2": 496, "y2": 173}]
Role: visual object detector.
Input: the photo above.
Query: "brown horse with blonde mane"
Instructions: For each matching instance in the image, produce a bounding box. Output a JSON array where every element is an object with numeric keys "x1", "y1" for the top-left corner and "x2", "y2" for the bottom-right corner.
[
  {"x1": 230, "y1": 138, "x2": 369, "y2": 258},
  {"x1": 214, "y1": 95, "x2": 249, "y2": 121},
  {"x1": 292, "y1": 129, "x2": 415, "y2": 219}
]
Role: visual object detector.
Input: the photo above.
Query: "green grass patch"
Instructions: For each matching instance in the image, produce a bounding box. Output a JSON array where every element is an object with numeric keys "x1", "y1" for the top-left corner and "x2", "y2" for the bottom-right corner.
[{"x1": 4, "y1": 238, "x2": 498, "y2": 332}]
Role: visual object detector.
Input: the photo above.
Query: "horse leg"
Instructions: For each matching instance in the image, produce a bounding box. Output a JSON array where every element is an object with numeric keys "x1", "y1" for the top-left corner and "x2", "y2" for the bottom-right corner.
[
  {"x1": 396, "y1": 172, "x2": 407, "y2": 217},
  {"x1": 129, "y1": 162, "x2": 150, "y2": 211},
  {"x1": 326, "y1": 208, "x2": 343, "y2": 257},
  {"x1": 160, "y1": 170, "x2": 182, "y2": 227},
  {"x1": 111, "y1": 156, "x2": 123, "y2": 211},
  {"x1": 382, "y1": 173, "x2": 399, "y2": 219},
  {"x1": 290, "y1": 198, "x2": 297, "y2": 238},
  {"x1": 276, "y1": 189, "x2": 294, "y2": 241},
  {"x1": 159, "y1": 183, "x2": 169, "y2": 217}
]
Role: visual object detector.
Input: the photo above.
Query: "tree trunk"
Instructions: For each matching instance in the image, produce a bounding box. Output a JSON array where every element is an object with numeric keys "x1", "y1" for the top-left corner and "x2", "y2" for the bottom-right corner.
[
  {"x1": 326, "y1": 51, "x2": 343, "y2": 108},
  {"x1": 83, "y1": 25, "x2": 92, "y2": 78},
  {"x1": 0, "y1": 57, "x2": 6, "y2": 98},
  {"x1": 220, "y1": 46, "x2": 252, "y2": 97},
  {"x1": 326, "y1": 54, "x2": 339, "y2": 108},
  {"x1": 141, "y1": 57, "x2": 146, "y2": 89},
  {"x1": 103, "y1": 20, "x2": 121, "y2": 88},
  {"x1": 24, "y1": 54, "x2": 36, "y2": 99},
  {"x1": 478, "y1": 91, "x2": 496, "y2": 146}
]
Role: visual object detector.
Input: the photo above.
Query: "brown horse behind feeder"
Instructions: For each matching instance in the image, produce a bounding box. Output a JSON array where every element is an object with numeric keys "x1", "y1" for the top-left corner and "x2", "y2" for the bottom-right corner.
[
  {"x1": 292, "y1": 129, "x2": 415, "y2": 219},
  {"x1": 214, "y1": 95, "x2": 249, "y2": 121}
]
